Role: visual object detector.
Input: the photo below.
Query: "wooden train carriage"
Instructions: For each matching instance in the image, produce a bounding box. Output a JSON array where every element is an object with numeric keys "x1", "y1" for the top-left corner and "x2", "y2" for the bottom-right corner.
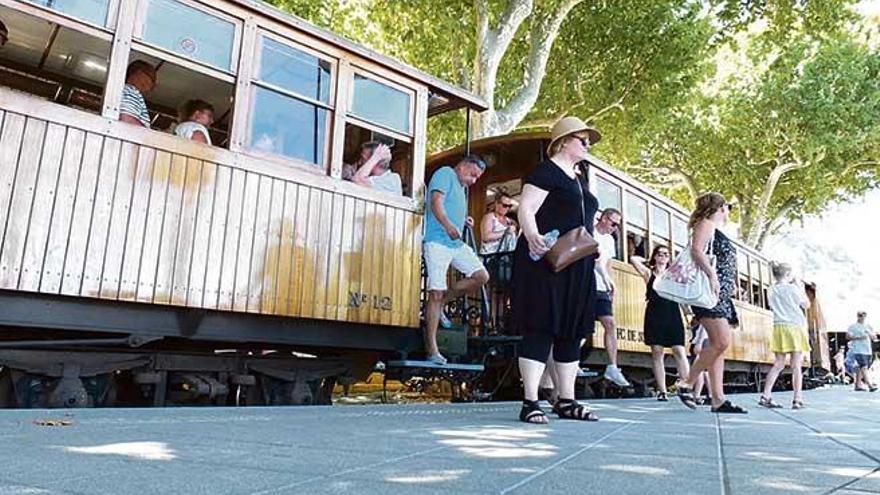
[
  {"x1": 427, "y1": 133, "x2": 776, "y2": 375},
  {"x1": 0, "y1": 0, "x2": 486, "y2": 407}
]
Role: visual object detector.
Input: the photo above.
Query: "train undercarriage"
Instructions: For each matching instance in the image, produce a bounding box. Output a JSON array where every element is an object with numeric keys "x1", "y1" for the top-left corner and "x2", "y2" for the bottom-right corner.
[{"x1": 0, "y1": 290, "x2": 420, "y2": 408}]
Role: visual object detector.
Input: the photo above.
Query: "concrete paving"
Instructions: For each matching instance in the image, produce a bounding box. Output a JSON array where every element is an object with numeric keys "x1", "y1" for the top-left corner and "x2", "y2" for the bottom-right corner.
[{"x1": 1, "y1": 387, "x2": 879, "y2": 494}]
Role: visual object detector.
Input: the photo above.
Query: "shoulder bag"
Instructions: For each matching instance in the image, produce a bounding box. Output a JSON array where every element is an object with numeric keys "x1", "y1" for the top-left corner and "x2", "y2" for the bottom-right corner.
[
  {"x1": 544, "y1": 165, "x2": 599, "y2": 273},
  {"x1": 652, "y1": 232, "x2": 718, "y2": 308}
]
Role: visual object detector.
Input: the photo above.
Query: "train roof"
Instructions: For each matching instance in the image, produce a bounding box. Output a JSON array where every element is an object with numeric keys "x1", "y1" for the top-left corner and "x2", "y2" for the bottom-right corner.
[{"x1": 233, "y1": 0, "x2": 488, "y2": 115}]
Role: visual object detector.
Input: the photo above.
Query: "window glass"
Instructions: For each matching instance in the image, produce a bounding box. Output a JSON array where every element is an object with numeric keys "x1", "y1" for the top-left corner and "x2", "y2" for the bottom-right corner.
[
  {"x1": 673, "y1": 216, "x2": 688, "y2": 247},
  {"x1": 27, "y1": 0, "x2": 109, "y2": 26},
  {"x1": 595, "y1": 177, "x2": 621, "y2": 211},
  {"x1": 250, "y1": 86, "x2": 327, "y2": 166},
  {"x1": 651, "y1": 205, "x2": 670, "y2": 239},
  {"x1": 352, "y1": 74, "x2": 411, "y2": 134},
  {"x1": 142, "y1": 0, "x2": 236, "y2": 71},
  {"x1": 625, "y1": 191, "x2": 648, "y2": 229},
  {"x1": 259, "y1": 37, "x2": 331, "y2": 103},
  {"x1": 738, "y1": 253, "x2": 749, "y2": 273}
]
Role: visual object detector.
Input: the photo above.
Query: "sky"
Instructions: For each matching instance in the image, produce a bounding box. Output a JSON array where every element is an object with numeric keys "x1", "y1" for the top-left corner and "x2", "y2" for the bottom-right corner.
[{"x1": 764, "y1": 189, "x2": 880, "y2": 333}]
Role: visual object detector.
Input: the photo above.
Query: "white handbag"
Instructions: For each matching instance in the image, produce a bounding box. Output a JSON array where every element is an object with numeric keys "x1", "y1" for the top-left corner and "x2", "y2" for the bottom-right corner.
[{"x1": 653, "y1": 235, "x2": 718, "y2": 309}]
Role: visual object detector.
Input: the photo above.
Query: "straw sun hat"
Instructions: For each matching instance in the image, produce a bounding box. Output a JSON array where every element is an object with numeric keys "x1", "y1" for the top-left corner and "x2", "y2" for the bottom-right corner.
[{"x1": 547, "y1": 116, "x2": 602, "y2": 155}]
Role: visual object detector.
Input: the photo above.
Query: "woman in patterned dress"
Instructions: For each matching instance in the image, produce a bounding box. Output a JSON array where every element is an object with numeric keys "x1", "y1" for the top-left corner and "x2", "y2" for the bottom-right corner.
[{"x1": 676, "y1": 193, "x2": 747, "y2": 414}]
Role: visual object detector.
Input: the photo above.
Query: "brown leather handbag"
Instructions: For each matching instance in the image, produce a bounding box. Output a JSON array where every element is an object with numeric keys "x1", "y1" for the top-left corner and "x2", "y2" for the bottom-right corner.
[
  {"x1": 544, "y1": 226, "x2": 598, "y2": 273},
  {"x1": 544, "y1": 168, "x2": 599, "y2": 273}
]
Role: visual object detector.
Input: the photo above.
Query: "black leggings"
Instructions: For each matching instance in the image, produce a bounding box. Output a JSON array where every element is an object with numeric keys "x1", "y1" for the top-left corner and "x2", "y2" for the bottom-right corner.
[{"x1": 520, "y1": 333, "x2": 581, "y2": 363}]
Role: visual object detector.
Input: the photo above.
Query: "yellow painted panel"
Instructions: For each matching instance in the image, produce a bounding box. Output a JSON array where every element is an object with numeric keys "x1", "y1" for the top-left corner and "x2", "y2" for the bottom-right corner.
[
  {"x1": 170, "y1": 157, "x2": 204, "y2": 306},
  {"x1": 135, "y1": 150, "x2": 172, "y2": 302},
  {"x1": 119, "y1": 146, "x2": 156, "y2": 301},
  {"x1": 153, "y1": 153, "x2": 188, "y2": 305},
  {"x1": 202, "y1": 165, "x2": 232, "y2": 309}
]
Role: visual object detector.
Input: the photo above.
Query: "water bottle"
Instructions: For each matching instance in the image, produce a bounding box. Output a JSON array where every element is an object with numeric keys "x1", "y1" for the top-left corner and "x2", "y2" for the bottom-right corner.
[{"x1": 529, "y1": 229, "x2": 560, "y2": 261}]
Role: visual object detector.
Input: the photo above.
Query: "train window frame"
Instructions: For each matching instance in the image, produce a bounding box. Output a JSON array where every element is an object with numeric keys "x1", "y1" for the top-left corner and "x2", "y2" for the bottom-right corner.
[
  {"x1": 243, "y1": 29, "x2": 338, "y2": 173},
  {"x1": 131, "y1": 0, "x2": 242, "y2": 75},
  {"x1": 347, "y1": 68, "x2": 415, "y2": 140},
  {"x1": 20, "y1": 0, "x2": 120, "y2": 31}
]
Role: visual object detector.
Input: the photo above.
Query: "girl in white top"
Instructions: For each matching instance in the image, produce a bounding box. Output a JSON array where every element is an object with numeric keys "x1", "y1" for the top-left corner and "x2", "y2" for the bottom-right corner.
[
  {"x1": 759, "y1": 262, "x2": 811, "y2": 409},
  {"x1": 175, "y1": 99, "x2": 214, "y2": 145}
]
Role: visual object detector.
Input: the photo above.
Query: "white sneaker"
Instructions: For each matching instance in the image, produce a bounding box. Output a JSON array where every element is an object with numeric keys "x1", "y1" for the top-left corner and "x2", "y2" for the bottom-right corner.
[
  {"x1": 439, "y1": 310, "x2": 453, "y2": 329},
  {"x1": 427, "y1": 353, "x2": 448, "y2": 365},
  {"x1": 604, "y1": 365, "x2": 631, "y2": 387}
]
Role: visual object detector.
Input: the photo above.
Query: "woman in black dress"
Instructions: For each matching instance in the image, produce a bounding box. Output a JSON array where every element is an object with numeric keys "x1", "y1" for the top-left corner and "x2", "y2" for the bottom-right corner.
[
  {"x1": 630, "y1": 245, "x2": 690, "y2": 401},
  {"x1": 676, "y1": 192, "x2": 747, "y2": 413},
  {"x1": 512, "y1": 116, "x2": 600, "y2": 424}
]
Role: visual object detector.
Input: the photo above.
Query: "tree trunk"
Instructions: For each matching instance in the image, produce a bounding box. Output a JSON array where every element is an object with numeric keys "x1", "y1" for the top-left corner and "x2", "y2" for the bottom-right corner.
[{"x1": 472, "y1": 0, "x2": 584, "y2": 139}]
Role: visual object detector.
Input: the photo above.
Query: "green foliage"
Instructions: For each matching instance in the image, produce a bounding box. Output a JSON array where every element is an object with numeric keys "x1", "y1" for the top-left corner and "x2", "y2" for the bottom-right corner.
[{"x1": 637, "y1": 33, "x2": 880, "y2": 247}]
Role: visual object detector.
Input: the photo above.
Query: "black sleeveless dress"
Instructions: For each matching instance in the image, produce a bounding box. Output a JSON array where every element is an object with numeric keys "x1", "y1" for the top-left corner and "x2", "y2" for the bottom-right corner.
[
  {"x1": 692, "y1": 229, "x2": 740, "y2": 327},
  {"x1": 511, "y1": 160, "x2": 599, "y2": 340},
  {"x1": 644, "y1": 273, "x2": 685, "y2": 347}
]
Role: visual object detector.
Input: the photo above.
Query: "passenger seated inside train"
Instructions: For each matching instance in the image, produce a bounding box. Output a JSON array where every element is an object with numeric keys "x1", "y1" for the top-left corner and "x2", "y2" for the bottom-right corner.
[
  {"x1": 175, "y1": 99, "x2": 214, "y2": 145},
  {"x1": 119, "y1": 60, "x2": 157, "y2": 128},
  {"x1": 343, "y1": 141, "x2": 403, "y2": 196}
]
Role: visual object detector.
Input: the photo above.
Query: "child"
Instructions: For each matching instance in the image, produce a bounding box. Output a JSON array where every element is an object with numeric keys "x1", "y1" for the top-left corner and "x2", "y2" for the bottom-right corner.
[{"x1": 759, "y1": 262, "x2": 811, "y2": 409}]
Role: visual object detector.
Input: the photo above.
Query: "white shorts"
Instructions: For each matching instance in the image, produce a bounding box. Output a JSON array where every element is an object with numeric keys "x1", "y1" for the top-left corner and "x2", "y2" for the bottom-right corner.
[{"x1": 423, "y1": 242, "x2": 485, "y2": 291}]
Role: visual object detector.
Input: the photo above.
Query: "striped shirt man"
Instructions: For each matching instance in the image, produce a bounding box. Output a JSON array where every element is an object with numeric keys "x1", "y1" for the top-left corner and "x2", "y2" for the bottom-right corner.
[{"x1": 120, "y1": 84, "x2": 150, "y2": 127}]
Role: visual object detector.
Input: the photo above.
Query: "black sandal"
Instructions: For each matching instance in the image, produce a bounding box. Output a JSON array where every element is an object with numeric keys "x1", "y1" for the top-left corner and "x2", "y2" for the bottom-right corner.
[
  {"x1": 657, "y1": 392, "x2": 668, "y2": 402},
  {"x1": 677, "y1": 385, "x2": 697, "y2": 409},
  {"x1": 519, "y1": 400, "x2": 549, "y2": 424},
  {"x1": 711, "y1": 400, "x2": 748, "y2": 414},
  {"x1": 552, "y1": 398, "x2": 599, "y2": 421}
]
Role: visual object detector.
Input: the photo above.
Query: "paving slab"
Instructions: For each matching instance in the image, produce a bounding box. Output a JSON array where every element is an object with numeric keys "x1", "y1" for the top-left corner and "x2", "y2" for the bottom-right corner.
[{"x1": 1, "y1": 386, "x2": 878, "y2": 494}]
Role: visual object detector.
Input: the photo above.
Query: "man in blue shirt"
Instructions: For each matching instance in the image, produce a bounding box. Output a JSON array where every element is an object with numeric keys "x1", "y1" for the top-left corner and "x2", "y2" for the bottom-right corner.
[{"x1": 423, "y1": 155, "x2": 489, "y2": 364}]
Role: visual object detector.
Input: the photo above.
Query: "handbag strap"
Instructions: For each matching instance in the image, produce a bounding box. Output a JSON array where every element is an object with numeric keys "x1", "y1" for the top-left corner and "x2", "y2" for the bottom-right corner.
[{"x1": 576, "y1": 162, "x2": 587, "y2": 227}]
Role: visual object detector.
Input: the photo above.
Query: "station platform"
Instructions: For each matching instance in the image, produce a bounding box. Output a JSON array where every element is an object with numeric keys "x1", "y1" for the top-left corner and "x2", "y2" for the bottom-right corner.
[{"x1": 1, "y1": 386, "x2": 879, "y2": 494}]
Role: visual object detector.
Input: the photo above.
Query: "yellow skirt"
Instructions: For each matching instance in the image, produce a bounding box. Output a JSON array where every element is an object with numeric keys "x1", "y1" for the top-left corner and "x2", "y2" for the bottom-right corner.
[{"x1": 770, "y1": 323, "x2": 811, "y2": 353}]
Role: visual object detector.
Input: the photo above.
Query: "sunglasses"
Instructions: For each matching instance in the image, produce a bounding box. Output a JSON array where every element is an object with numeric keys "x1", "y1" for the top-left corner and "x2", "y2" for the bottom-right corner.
[
  {"x1": 499, "y1": 203, "x2": 514, "y2": 208},
  {"x1": 574, "y1": 136, "x2": 591, "y2": 147},
  {"x1": 656, "y1": 252, "x2": 670, "y2": 257},
  {"x1": 608, "y1": 221, "x2": 620, "y2": 229}
]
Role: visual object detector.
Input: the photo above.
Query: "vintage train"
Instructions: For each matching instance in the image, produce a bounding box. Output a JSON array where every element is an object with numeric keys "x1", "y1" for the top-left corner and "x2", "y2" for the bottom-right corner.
[{"x1": 0, "y1": 0, "x2": 829, "y2": 408}]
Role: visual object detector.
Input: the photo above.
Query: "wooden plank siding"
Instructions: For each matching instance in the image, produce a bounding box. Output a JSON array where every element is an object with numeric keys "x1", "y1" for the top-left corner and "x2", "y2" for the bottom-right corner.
[
  {"x1": 0, "y1": 101, "x2": 423, "y2": 329},
  {"x1": 588, "y1": 261, "x2": 775, "y2": 365}
]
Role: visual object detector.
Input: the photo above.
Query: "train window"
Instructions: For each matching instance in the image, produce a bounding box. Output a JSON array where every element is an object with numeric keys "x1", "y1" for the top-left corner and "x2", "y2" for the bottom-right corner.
[
  {"x1": 351, "y1": 73, "x2": 412, "y2": 134},
  {"x1": 750, "y1": 257, "x2": 763, "y2": 306},
  {"x1": 595, "y1": 176, "x2": 621, "y2": 211},
  {"x1": 651, "y1": 205, "x2": 671, "y2": 239},
  {"x1": 139, "y1": 0, "x2": 237, "y2": 72},
  {"x1": 127, "y1": 50, "x2": 234, "y2": 145},
  {"x1": 251, "y1": 87, "x2": 328, "y2": 165},
  {"x1": 672, "y1": 216, "x2": 688, "y2": 248},
  {"x1": 248, "y1": 34, "x2": 334, "y2": 167},
  {"x1": 342, "y1": 123, "x2": 412, "y2": 196},
  {"x1": 0, "y1": 5, "x2": 111, "y2": 115},
  {"x1": 625, "y1": 191, "x2": 648, "y2": 229},
  {"x1": 26, "y1": 0, "x2": 111, "y2": 27},
  {"x1": 259, "y1": 37, "x2": 331, "y2": 103},
  {"x1": 737, "y1": 252, "x2": 750, "y2": 302},
  {"x1": 626, "y1": 228, "x2": 648, "y2": 260}
]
